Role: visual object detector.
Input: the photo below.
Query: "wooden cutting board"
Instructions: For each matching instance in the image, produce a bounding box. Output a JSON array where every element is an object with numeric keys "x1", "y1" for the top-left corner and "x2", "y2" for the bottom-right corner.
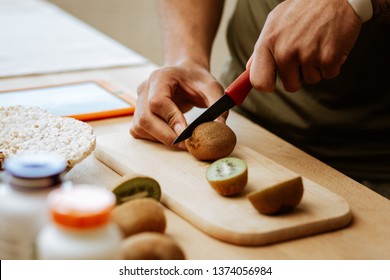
[{"x1": 94, "y1": 132, "x2": 352, "y2": 246}]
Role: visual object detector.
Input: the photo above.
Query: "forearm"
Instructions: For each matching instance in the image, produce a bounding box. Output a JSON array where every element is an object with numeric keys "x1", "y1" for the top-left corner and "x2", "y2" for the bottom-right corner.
[
  {"x1": 157, "y1": 0, "x2": 224, "y2": 69},
  {"x1": 372, "y1": 0, "x2": 390, "y2": 22}
]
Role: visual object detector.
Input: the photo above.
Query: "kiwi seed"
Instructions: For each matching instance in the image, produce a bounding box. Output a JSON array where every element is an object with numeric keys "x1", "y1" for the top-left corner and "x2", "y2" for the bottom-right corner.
[{"x1": 206, "y1": 157, "x2": 248, "y2": 196}]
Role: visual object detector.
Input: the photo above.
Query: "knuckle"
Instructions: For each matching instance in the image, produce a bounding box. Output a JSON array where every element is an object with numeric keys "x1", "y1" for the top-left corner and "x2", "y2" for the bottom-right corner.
[
  {"x1": 148, "y1": 68, "x2": 172, "y2": 86},
  {"x1": 251, "y1": 77, "x2": 275, "y2": 93},
  {"x1": 148, "y1": 96, "x2": 164, "y2": 112},
  {"x1": 163, "y1": 109, "x2": 178, "y2": 127},
  {"x1": 149, "y1": 97, "x2": 178, "y2": 127},
  {"x1": 275, "y1": 51, "x2": 291, "y2": 66},
  {"x1": 299, "y1": 51, "x2": 316, "y2": 66},
  {"x1": 149, "y1": 68, "x2": 166, "y2": 79},
  {"x1": 317, "y1": 51, "x2": 343, "y2": 79},
  {"x1": 136, "y1": 81, "x2": 147, "y2": 96},
  {"x1": 151, "y1": 66, "x2": 176, "y2": 79},
  {"x1": 275, "y1": 46, "x2": 297, "y2": 66},
  {"x1": 319, "y1": 56, "x2": 334, "y2": 69},
  {"x1": 136, "y1": 112, "x2": 152, "y2": 131},
  {"x1": 319, "y1": 51, "x2": 340, "y2": 69}
]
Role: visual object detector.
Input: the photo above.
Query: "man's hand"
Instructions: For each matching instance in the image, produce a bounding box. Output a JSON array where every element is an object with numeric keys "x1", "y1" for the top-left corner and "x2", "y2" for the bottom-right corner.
[
  {"x1": 130, "y1": 61, "x2": 225, "y2": 149},
  {"x1": 250, "y1": 0, "x2": 362, "y2": 93}
]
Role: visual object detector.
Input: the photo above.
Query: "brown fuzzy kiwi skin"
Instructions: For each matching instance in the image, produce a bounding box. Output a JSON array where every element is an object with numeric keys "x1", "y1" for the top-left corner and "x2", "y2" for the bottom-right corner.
[
  {"x1": 248, "y1": 177, "x2": 304, "y2": 215},
  {"x1": 120, "y1": 232, "x2": 185, "y2": 260},
  {"x1": 185, "y1": 122, "x2": 237, "y2": 161},
  {"x1": 208, "y1": 168, "x2": 248, "y2": 196},
  {"x1": 111, "y1": 198, "x2": 166, "y2": 237}
]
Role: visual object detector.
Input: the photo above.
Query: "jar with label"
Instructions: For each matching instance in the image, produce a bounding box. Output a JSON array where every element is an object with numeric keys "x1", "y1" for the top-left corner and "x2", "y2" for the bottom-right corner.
[
  {"x1": 36, "y1": 185, "x2": 122, "y2": 260},
  {"x1": 0, "y1": 154, "x2": 67, "y2": 260}
]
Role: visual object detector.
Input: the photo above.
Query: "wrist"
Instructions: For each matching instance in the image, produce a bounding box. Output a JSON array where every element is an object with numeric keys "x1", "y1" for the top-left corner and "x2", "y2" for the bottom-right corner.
[
  {"x1": 347, "y1": 0, "x2": 374, "y2": 22},
  {"x1": 164, "y1": 54, "x2": 210, "y2": 70}
]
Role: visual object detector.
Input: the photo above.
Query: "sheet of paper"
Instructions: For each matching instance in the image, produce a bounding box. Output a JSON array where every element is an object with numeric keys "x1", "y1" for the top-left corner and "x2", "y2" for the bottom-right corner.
[{"x1": 0, "y1": 0, "x2": 147, "y2": 78}]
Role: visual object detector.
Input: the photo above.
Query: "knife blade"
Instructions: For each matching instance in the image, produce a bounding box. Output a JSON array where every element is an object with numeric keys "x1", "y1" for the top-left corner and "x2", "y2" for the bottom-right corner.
[{"x1": 172, "y1": 68, "x2": 252, "y2": 144}]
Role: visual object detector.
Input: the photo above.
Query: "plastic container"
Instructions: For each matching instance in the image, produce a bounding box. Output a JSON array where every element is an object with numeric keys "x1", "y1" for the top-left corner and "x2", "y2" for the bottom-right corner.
[
  {"x1": 37, "y1": 185, "x2": 122, "y2": 260},
  {"x1": 0, "y1": 154, "x2": 67, "y2": 260}
]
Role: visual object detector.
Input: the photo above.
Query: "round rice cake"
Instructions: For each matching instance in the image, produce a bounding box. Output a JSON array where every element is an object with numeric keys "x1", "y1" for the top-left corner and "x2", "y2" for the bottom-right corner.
[{"x1": 0, "y1": 105, "x2": 96, "y2": 169}]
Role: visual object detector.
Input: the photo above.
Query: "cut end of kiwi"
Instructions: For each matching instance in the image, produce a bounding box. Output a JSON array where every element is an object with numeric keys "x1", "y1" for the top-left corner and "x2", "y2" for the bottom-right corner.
[
  {"x1": 206, "y1": 157, "x2": 248, "y2": 196},
  {"x1": 112, "y1": 176, "x2": 162, "y2": 205},
  {"x1": 247, "y1": 176, "x2": 304, "y2": 215}
]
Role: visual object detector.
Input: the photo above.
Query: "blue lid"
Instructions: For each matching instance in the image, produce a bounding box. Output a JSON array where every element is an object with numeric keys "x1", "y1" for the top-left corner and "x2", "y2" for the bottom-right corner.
[{"x1": 4, "y1": 154, "x2": 67, "y2": 179}]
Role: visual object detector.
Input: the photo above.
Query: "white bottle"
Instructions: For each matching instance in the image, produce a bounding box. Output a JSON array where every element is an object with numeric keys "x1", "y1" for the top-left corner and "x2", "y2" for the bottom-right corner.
[
  {"x1": 37, "y1": 185, "x2": 122, "y2": 260},
  {"x1": 0, "y1": 154, "x2": 67, "y2": 260}
]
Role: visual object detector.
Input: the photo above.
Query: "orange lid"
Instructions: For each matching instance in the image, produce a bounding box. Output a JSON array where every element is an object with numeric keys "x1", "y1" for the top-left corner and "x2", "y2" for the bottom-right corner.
[{"x1": 48, "y1": 185, "x2": 115, "y2": 229}]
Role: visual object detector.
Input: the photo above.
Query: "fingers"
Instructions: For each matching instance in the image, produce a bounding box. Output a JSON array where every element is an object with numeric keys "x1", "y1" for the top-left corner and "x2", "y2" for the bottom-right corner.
[
  {"x1": 300, "y1": 50, "x2": 349, "y2": 83},
  {"x1": 148, "y1": 84, "x2": 187, "y2": 131},
  {"x1": 130, "y1": 80, "x2": 187, "y2": 149},
  {"x1": 130, "y1": 65, "x2": 225, "y2": 150},
  {"x1": 249, "y1": 40, "x2": 277, "y2": 93},
  {"x1": 300, "y1": 65, "x2": 322, "y2": 85},
  {"x1": 319, "y1": 53, "x2": 348, "y2": 79},
  {"x1": 248, "y1": 0, "x2": 359, "y2": 93},
  {"x1": 251, "y1": 39, "x2": 303, "y2": 93},
  {"x1": 251, "y1": 42, "x2": 348, "y2": 92},
  {"x1": 275, "y1": 52, "x2": 301, "y2": 92}
]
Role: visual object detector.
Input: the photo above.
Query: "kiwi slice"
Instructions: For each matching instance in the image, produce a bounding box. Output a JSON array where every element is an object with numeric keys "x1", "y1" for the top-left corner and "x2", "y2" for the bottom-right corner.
[
  {"x1": 112, "y1": 175, "x2": 161, "y2": 204},
  {"x1": 247, "y1": 176, "x2": 304, "y2": 215},
  {"x1": 206, "y1": 157, "x2": 248, "y2": 196}
]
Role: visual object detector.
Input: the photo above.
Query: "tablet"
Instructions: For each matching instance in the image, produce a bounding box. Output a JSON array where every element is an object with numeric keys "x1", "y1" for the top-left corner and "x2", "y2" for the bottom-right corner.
[{"x1": 0, "y1": 80, "x2": 135, "y2": 121}]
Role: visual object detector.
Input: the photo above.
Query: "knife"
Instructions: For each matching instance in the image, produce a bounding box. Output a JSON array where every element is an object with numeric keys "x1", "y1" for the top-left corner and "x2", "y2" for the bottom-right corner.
[{"x1": 172, "y1": 68, "x2": 252, "y2": 144}]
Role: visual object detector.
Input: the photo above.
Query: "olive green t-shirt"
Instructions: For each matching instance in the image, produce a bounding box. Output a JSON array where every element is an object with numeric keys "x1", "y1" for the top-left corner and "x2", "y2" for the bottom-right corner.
[{"x1": 220, "y1": 0, "x2": 390, "y2": 181}]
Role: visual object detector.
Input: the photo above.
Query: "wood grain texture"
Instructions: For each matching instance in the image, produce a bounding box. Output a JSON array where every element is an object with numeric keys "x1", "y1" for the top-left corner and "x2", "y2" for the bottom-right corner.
[{"x1": 94, "y1": 132, "x2": 352, "y2": 246}]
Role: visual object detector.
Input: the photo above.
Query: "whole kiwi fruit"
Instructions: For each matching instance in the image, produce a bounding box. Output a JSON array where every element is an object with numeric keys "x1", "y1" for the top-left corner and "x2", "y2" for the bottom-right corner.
[
  {"x1": 111, "y1": 198, "x2": 166, "y2": 237},
  {"x1": 120, "y1": 232, "x2": 185, "y2": 260},
  {"x1": 185, "y1": 121, "x2": 237, "y2": 161}
]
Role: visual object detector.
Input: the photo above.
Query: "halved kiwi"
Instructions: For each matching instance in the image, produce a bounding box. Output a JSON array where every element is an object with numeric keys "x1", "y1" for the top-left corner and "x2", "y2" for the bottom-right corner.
[
  {"x1": 112, "y1": 175, "x2": 161, "y2": 204},
  {"x1": 247, "y1": 176, "x2": 304, "y2": 215},
  {"x1": 206, "y1": 157, "x2": 248, "y2": 196}
]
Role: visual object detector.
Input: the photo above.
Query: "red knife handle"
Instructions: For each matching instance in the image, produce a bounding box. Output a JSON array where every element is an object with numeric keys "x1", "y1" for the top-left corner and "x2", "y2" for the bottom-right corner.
[{"x1": 225, "y1": 68, "x2": 252, "y2": 106}]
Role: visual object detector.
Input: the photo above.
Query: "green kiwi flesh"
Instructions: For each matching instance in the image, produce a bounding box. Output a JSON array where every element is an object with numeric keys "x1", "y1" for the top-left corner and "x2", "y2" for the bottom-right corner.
[
  {"x1": 113, "y1": 177, "x2": 161, "y2": 204},
  {"x1": 206, "y1": 157, "x2": 248, "y2": 196}
]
